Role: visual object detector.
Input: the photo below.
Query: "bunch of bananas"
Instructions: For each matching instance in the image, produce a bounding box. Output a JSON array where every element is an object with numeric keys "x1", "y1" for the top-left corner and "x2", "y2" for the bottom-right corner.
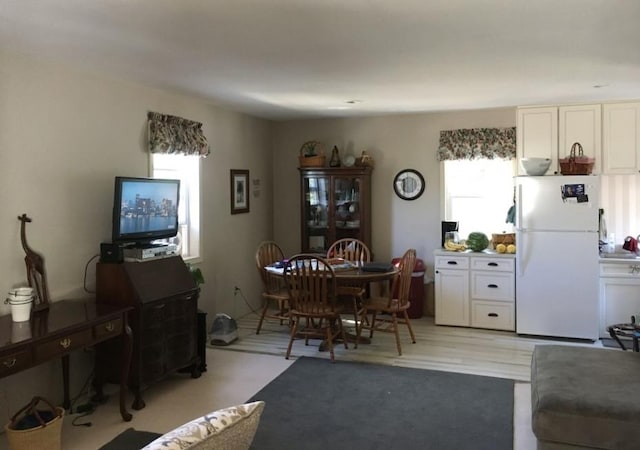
[{"x1": 444, "y1": 240, "x2": 466, "y2": 251}]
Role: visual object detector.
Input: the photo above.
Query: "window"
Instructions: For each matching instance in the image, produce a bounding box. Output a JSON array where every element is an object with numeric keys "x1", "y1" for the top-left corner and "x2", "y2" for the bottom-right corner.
[
  {"x1": 442, "y1": 159, "x2": 516, "y2": 239},
  {"x1": 151, "y1": 154, "x2": 201, "y2": 261}
]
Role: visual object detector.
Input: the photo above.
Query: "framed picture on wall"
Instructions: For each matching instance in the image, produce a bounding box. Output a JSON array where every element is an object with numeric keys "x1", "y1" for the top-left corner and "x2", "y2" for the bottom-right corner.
[{"x1": 230, "y1": 169, "x2": 250, "y2": 214}]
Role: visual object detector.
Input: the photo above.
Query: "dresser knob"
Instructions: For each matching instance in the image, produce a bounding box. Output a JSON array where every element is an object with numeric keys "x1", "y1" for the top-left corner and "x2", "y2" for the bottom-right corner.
[{"x1": 3, "y1": 358, "x2": 16, "y2": 368}]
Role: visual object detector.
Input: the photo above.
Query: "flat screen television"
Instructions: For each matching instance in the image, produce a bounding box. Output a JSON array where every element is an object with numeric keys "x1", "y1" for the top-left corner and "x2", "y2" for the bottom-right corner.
[{"x1": 112, "y1": 176, "x2": 180, "y2": 246}]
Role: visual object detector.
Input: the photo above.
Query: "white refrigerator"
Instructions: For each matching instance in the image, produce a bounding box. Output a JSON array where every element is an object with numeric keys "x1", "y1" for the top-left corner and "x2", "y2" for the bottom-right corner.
[{"x1": 515, "y1": 175, "x2": 600, "y2": 340}]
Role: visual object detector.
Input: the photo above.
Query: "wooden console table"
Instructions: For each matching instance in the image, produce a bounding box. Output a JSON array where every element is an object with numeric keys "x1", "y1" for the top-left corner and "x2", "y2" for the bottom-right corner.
[{"x1": 0, "y1": 299, "x2": 133, "y2": 421}]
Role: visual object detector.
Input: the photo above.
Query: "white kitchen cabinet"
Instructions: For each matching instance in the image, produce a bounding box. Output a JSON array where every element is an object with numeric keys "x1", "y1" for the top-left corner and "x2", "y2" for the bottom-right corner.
[
  {"x1": 434, "y1": 254, "x2": 469, "y2": 326},
  {"x1": 469, "y1": 257, "x2": 515, "y2": 331},
  {"x1": 516, "y1": 106, "x2": 558, "y2": 174},
  {"x1": 602, "y1": 102, "x2": 640, "y2": 174},
  {"x1": 558, "y1": 104, "x2": 602, "y2": 174},
  {"x1": 434, "y1": 251, "x2": 515, "y2": 330},
  {"x1": 517, "y1": 104, "x2": 601, "y2": 175},
  {"x1": 599, "y1": 260, "x2": 640, "y2": 337}
]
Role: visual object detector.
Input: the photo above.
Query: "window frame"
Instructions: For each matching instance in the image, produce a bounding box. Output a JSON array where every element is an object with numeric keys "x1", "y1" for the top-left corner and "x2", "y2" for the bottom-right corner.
[{"x1": 149, "y1": 154, "x2": 202, "y2": 262}]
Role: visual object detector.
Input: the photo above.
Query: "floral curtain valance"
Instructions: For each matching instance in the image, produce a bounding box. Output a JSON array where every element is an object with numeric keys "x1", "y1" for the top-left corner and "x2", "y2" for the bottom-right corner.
[
  {"x1": 437, "y1": 127, "x2": 516, "y2": 161},
  {"x1": 147, "y1": 111, "x2": 210, "y2": 157}
]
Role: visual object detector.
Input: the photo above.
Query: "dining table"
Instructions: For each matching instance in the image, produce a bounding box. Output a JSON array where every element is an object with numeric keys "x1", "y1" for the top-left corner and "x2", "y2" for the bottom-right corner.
[{"x1": 264, "y1": 259, "x2": 399, "y2": 347}]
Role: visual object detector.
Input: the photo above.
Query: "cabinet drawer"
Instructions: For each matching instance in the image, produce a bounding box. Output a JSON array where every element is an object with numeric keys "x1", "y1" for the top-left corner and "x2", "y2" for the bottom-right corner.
[
  {"x1": 471, "y1": 301, "x2": 514, "y2": 331},
  {"x1": 435, "y1": 255, "x2": 469, "y2": 270},
  {"x1": 0, "y1": 350, "x2": 32, "y2": 378},
  {"x1": 470, "y1": 272, "x2": 514, "y2": 302},
  {"x1": 600, "y1": 262, "x2": 640, "y2": 277},
  {"x1": 470, "y1": 257, "x2": 514, "y2": 272},
  {"x1": 35, "y1": 329, "x2": 92, "y2": 360},
  {"x1": 94, "y1": 318, "x2": 123, "y2": 341}
]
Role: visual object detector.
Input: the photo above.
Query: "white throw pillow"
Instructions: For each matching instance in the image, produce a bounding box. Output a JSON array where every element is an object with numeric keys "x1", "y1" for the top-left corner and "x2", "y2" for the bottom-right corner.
[{"x1": 141, "y1": 401, "x2": 265, "y2": 450}]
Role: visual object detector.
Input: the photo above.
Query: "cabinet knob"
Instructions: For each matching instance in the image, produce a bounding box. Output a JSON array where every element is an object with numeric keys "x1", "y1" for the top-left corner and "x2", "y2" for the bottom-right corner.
[
  {"x1": 59, "y1": 338, "x2": 72, "y2": 349},
  {"x1": 487, "y1": 284, "x2": 498, "y2": 288},
  {"x1": 447, "y1": 261, "x2": 458, "y2": 265},
  {"x1": 488, "y1": 313, "x2": 499, "y2": 317},
  {"x1": 105, "y1": 322, "x2": 115, "y2": 332},
  {"x1": 3, "y1": 358, "x2": 16, "y2": 368},
  {"x1": 488, "y1": 262, "x2": 498, "y2": 267}
]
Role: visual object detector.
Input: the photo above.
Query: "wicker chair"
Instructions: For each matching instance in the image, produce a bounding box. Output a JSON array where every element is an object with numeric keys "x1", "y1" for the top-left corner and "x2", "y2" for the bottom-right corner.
[
  {"x1": 326, "y1": 238, "x2": 371, "y2": 327},
  {"x1": 254, "y1": 241, "x2": 290, "y2": 334},
  {"x1": 355, "y1": 248, "x2": 417, "y2": 355},
  {"x1": 283, "y1": 254, "x2": 347, "y2": 362}
]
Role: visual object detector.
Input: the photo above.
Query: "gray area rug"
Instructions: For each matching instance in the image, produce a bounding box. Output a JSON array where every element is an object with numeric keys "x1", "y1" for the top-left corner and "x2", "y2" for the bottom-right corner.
[
  {"x1": 99, "y1": 427, "x2": 161, "y2": 450},
  {"x1": 248, "y1": 357, "x2": 514, "y2": 450}
]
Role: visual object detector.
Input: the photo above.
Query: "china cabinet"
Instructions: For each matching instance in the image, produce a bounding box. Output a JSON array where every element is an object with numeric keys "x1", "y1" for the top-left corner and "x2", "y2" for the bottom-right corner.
[{"x1": 299, "y1": 166, "x2": 372, "y2": 253}]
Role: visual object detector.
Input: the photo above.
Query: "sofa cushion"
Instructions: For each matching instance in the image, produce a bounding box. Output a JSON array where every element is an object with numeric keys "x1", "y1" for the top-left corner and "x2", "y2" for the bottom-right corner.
[
  {"x1": 531, "y1": 345, "x2": 640, "y2": 450},
  {"x1": 141, "y1": 401, "x2": 265, "y2": 450}
]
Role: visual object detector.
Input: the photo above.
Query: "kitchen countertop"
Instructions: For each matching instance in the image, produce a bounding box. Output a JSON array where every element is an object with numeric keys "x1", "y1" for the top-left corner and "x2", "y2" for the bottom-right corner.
[
  {"x1": 599, "y1": 253, "x2": 640, "y2": 263},
  {"x1": 434, "y1": 249, "x2": 516, "y2": 258}
]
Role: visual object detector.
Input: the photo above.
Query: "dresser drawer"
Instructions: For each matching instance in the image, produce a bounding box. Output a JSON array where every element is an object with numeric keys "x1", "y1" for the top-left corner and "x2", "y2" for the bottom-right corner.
[
  {"x1": 0, "y1": 350, "x2": 32, "y2": 378},
  {"x1": 94, "y1": 317, "x2": 123, "y2": 341},
  {"x1": 471, "y1": 301, "x2": 514, "y2": 331},
  {"x1": 470, "y1": 257, "x2": 515, "y2": 272},
  {"x1": 470, "y1": 272, "x2": 514, "y2": 302},
  {"x1": 35, "y1": 329, "x2": 92, "y2": 361},
  {"x1": 435, "y1": 255, "x2": 469, "y2": 270}
]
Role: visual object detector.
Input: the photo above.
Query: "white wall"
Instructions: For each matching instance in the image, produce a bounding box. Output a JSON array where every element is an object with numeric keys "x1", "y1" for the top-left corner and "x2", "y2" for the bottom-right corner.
[
  {"x1": 0, "y1": 50, "x2": 273, "y2": 422},
  {"x1": 272, "y1": 109, "x2": 516, "y2": 271}
]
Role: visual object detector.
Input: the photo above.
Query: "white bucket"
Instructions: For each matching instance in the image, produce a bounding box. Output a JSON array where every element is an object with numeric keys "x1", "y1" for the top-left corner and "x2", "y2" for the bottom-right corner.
[{"x1": 6, "y1": 298, "x2": 33, "y2": 322}]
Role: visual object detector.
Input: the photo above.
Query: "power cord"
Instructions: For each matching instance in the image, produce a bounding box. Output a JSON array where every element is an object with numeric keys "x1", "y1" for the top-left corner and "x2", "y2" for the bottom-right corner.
[
  {"x1": 83, "y1": 254, "x2": 100, "y2": 294},
  {"x1": 235, "y1": 288, "x2": 262, "y2": 316},
  {"x1": 69, "y1": 369, "x2": 96, "y2": 427}
]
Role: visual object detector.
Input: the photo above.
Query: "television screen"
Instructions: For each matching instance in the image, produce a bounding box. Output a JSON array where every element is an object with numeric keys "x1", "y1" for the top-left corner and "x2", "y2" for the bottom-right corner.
[{"x1": 112, "y1": 176, "x2": 180, "y2": 245}]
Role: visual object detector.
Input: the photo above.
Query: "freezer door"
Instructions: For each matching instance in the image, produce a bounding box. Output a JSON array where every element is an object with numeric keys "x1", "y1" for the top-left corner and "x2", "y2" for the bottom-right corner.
[
  {"x1": 515, "y1": 230, "x2": 599, "y2": 340},
  {"x1": 515, "y1": 175, "x2": 599, "y2": 232}
]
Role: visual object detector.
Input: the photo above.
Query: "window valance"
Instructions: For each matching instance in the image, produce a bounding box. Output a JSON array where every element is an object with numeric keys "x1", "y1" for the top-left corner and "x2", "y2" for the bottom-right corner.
[
  {"x1": 437, "y1": 127, "x2": 516, "y2": 161},
  {"x1": 147, "y1": 112, "x2": 210, "y2": 157}
]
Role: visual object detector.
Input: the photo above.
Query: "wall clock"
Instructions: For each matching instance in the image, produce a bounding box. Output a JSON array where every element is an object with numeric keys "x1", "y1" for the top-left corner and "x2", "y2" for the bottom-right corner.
[{"x1": 393, "y1": 169, "x2": 425, "y2": 200}]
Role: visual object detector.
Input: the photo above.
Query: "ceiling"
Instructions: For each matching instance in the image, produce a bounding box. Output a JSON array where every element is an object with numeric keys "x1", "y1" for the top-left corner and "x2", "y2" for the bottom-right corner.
[{"x1": 2, "y1": 0, "x2": 639, "y2": 121}]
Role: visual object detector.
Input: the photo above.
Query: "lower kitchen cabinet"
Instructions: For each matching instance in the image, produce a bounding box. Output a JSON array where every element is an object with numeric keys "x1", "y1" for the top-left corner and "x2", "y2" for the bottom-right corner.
[
  {"x1": 434, "y1": 251, "x2": 515, "y2": 331},
  {"x1": 599, "y1": 260, "x2": 640, "y2": 337}
]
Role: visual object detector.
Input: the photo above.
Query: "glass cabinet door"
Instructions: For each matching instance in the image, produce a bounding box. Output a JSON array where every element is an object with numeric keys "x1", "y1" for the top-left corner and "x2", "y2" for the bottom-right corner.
[
  {"x1": 334, "y1": 176, "x2": 361, "y2": 241},
  {"x1": 302, "y1": 176, "x2": 329, "y2": 252}
]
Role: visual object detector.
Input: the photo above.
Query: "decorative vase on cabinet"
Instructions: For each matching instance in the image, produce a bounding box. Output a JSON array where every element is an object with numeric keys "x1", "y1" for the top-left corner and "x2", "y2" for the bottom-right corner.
[{"x1": 299, "y1": 166, "x2": 372, "y2": 252}]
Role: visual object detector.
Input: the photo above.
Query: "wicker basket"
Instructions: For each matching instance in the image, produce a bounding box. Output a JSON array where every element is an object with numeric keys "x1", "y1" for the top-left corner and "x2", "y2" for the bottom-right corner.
[
  {"x1": 492, "y1": 233, "x2": 515, "y2": 246},
  {"x1": 5, "y1": 397, "x2": 64, "y2": 450},
  {"x1": 299, "y1": 141, "x2": 326, "y2": 167},
  {"x1": 559, "y1": 142, "x2": 594, "y2": 175}
]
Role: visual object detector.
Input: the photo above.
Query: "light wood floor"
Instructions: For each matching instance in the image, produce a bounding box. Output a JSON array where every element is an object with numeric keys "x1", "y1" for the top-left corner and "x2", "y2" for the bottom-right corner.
[{"x1": 224, "y1": 313, "x2": 603, "y2": 382}]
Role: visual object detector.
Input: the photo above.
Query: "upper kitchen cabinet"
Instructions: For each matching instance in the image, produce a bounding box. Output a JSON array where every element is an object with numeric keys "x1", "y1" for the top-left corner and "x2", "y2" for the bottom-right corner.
[
  {"x1": 602, "y1": 102, "x2": 640, "y2": 174},
  {"x1": 516, "y1": 107, "x2": 558, "y2": 174},
  {"x1": 517, "y1": 104, "x2": 601, "y2": 175},
  {"x1": 299, "y1": 166, "x2": 372, "y2": 253}
]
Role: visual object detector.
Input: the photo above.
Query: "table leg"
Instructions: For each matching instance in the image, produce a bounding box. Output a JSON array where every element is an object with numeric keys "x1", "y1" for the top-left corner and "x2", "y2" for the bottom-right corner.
[
  {"x1": 120, "y1": 316, "x2": 133, "y2": 421},
  {"x1": 62, "y1": 354, "x2": 70, "y2": 410}
]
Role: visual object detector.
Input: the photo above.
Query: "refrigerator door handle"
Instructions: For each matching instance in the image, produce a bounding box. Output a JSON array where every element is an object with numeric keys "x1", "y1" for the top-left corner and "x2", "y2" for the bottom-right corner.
[
  {"x1": 517, "y1": 231, "x2": 525, "y2": 276},
  {"x1": 516, "y1": 183, "x2": 523, "y2": 230}
]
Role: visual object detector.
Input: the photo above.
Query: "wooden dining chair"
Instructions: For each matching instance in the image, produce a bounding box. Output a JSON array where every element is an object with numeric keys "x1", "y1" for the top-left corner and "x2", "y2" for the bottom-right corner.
[
  {"x1": 283, "y1": 254, "x2": 348, "y2": 362},
  {"x1": 355, "y1": 248, "x2": 417, "y2": 355},
  {"x1": 255, "y1": 241, "x2": 290, "y2": 334},
  {"x1": 326, "y1": 238, "x2": 371, "y2": 326}
]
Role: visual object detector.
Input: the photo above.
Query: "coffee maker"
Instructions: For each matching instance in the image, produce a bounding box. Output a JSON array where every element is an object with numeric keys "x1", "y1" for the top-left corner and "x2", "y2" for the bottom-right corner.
[{"x1": 441, "y1": 221, "x2": 459, "y2": 247}]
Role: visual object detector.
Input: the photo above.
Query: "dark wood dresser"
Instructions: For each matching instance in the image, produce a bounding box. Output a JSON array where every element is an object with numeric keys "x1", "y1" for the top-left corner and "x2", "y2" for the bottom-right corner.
[{"x1": 95, "y1": 255, "x2": 200, "y2": 410}]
